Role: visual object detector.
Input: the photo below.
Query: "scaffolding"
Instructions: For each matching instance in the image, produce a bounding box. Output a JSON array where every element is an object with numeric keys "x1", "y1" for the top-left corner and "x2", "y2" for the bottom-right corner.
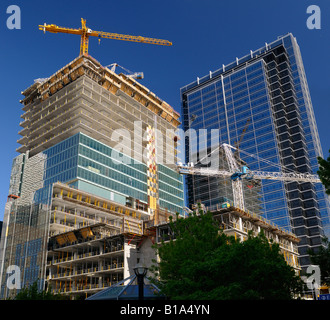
[{"x1": 45, "y1": 182, "x2": 176, "y2": 298}]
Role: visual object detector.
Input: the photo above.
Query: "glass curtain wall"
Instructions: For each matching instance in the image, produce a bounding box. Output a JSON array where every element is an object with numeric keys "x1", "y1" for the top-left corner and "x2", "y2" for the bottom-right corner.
[{"x1": 181, "y1": 33, "x2": 330, "y2": 269}]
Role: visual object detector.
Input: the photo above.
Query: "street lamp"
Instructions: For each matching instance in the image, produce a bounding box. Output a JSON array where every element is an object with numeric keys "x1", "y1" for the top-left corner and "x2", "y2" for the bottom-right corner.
[{"x1": 134, "y1": 263, "x2": 148, "y2": 300}]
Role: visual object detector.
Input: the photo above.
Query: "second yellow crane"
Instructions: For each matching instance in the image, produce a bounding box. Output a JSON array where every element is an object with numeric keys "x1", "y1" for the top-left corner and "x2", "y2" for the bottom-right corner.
[{"x1": 39, "y1": 18, "x2": 172, "y2": 56}]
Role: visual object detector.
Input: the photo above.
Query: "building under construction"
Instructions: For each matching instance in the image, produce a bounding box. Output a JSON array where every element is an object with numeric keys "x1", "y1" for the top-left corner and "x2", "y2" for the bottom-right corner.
[
  {"x1": 46, "y1": 194, "x2": 300, "y2": 298},
  {"x1": 0, "y1": 54, "x2": 184, "y2": 299},
  {"x1": 158, "y1": 204, "x2": 301, "y2": 271}
]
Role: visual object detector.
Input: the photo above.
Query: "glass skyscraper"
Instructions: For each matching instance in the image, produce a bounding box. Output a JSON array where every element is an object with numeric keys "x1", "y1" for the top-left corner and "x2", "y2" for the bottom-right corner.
[{"x1": 180, "y1": 33, "x2": 330, "y2": 269}]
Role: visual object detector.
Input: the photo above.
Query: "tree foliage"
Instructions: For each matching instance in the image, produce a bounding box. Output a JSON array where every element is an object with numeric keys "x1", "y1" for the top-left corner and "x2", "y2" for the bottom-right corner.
[
  {"x1": 309, "y1": 237, "x2": 330, "y2": 287},
  {"x1": 151, "y1": 208, "x2": 305, "y2": 300},
  {"x1": 13, "y1": 281, "x2": 68, "y2": 300},
  {"x1": 317, "y1": 149, "x2": 330, "y2": 195}
]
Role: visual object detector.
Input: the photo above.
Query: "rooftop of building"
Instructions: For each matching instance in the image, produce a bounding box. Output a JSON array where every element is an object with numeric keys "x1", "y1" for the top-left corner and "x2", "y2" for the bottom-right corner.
[
  {"x1": 21, "y1": 54, "x2": 180, "y2": 127},
  {"x1": 17, "y1": 55, "x2": 181, "y2": 157},
  {"x1": 180, "y1": 33, "x2": 295, "y2": 94}
]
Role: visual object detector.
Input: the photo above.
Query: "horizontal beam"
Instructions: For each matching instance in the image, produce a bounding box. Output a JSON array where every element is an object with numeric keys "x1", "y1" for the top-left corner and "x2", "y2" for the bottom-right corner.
[{"x1": 178, "y1": 166, "x2": 321, "y2": 183}]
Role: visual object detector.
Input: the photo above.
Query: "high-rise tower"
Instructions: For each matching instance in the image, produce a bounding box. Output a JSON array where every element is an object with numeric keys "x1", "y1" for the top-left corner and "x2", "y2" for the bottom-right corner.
[
  {"x1": 180, "y1": 33, "x2": 330, "y2": 270},
  {"x1": 0, "y1": 55, "x2": 184, "y2": 298}
]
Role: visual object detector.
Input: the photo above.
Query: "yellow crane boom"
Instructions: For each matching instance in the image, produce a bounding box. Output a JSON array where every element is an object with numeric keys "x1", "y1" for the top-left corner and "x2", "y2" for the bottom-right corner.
[{"x1": 39, "y1": 18, "x2": 172, "y2": 56}]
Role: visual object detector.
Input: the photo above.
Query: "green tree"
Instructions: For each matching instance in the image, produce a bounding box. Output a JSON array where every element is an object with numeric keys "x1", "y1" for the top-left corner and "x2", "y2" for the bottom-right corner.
[
  {"x1": 309, "y1": 237, "x2": 330, "y2": 287},
  {"x1": 317, "y1": 149, "x2": 330, "y2": 195},
  {"x1": 151, "y1": 207, "x2": 304, "y2": 300},
  {"x1": 14, "y1": 281, "x2": 68, "y2": 300}
]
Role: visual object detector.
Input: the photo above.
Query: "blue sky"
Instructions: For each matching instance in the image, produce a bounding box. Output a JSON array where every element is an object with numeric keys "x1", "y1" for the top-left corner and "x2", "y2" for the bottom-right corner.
[{"x1": 0, "y1": 0, "x2": 329, "y2": 220}]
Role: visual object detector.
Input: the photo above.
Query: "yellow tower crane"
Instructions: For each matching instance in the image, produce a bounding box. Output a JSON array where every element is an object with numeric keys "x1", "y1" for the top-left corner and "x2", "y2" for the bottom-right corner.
[{"x1": 39, "y1": 18, "x2": 172, "y2": 56}]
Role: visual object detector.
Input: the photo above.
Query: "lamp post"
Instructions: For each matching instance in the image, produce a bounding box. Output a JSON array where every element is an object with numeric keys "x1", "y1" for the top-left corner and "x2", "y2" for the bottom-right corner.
[{"x1": 134, "y1": 263, "x2": 148, "y2": 300}]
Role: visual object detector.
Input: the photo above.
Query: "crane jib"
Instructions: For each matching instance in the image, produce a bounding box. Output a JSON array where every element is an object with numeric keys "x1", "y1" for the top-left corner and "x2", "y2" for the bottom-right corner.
[{"x1": 39, "y1": 18, "x2": 172, "y2": 56}]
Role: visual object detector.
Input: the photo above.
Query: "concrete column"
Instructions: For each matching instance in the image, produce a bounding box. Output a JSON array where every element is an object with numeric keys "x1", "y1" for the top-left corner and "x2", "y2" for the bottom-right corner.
[
  {"x1": 238, "y1": 217, "x2": 243, "y2": 232},
  {"x1": 139, "y1": 238, "x2": 157, "y2": 278},
  {"x1": 124, "y1": 242, "x2": 138, "y2": 279}
]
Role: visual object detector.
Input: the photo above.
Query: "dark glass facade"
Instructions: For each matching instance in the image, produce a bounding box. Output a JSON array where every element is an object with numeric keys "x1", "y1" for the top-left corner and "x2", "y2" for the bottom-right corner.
[{"x1": 181, "y1": 33, "x2": 330, "y2": 269}]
